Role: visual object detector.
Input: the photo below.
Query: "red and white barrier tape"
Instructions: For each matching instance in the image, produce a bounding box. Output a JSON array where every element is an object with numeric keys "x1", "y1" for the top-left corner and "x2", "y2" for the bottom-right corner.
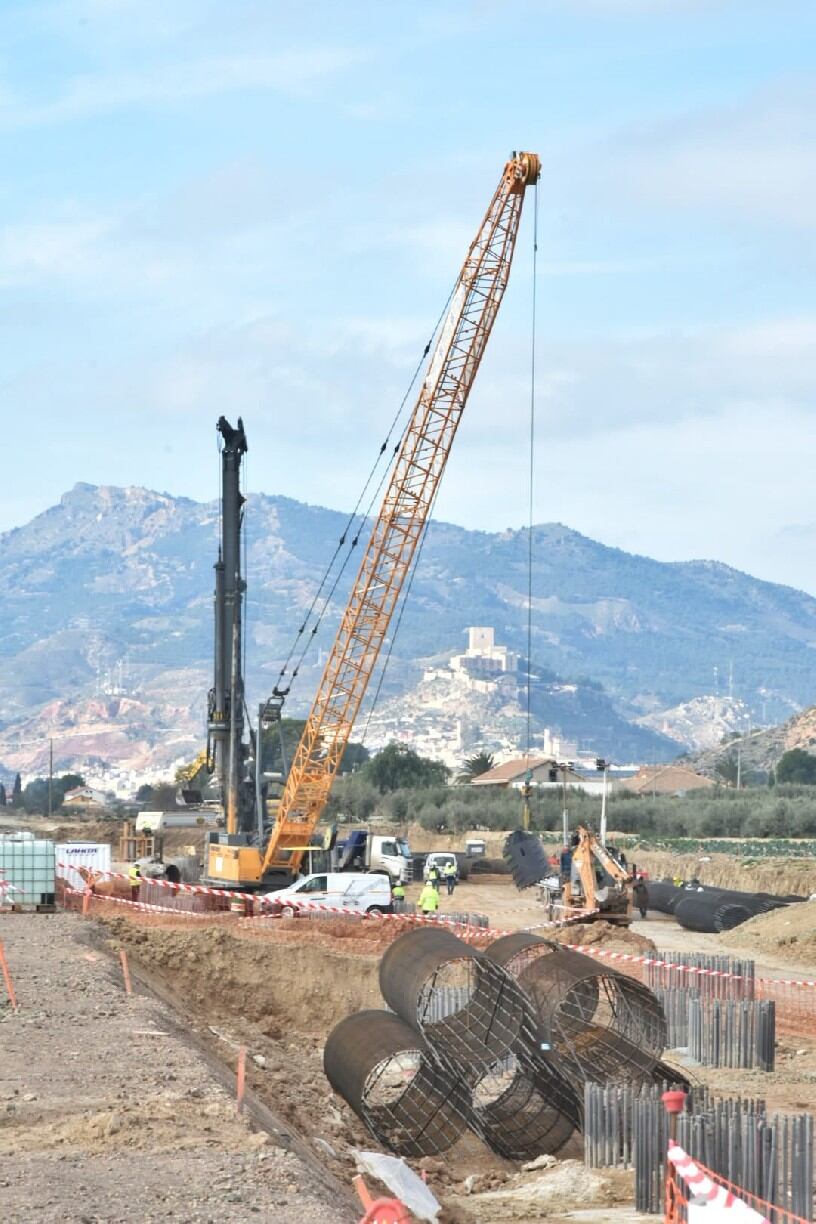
[
  {"x1": 668, "y1": 1143, "x2": 769, "y2": 1222},
  {"x1": 564, "y1": 943, "x2": 816, "y2": 990},
  {"x1": 58, "y1": 863, "x2": 597, "y2": 936},
  {"x1": 62, "y1": 884, "x2": 218, "y2": 918},
  {"x1": 57, "y1": 864, "x2": 260, "y2": 904},
  {"x1": 57, "y1": 869, "x2": 816, "y2": 1000}
]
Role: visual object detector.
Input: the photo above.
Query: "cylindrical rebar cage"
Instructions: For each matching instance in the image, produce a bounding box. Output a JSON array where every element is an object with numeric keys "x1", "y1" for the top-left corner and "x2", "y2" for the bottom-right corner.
[
  {"x1": 486, "y1": 933, "x2": 667, "y2": 1086},
  {"x1": 469, "y1": 1054, "x2": 578, "y2": 1159},
  {"x1": 323, "y1": 1009, "x2": 468, "y2": 1156},
  {"x1": 379, "y1": 927, "x2": 535, "y2": 1065}
]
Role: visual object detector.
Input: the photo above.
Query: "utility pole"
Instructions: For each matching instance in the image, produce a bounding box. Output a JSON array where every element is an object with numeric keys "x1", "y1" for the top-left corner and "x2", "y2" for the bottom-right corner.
[
  {"x1": 48, "y1": 738, "x2": 53, "y2": 820},
  {"x1": 596, "y1": 758, "x2": 608, "y2": 845},
  {"x1": 521, "y1": 769, "x2": 532, "y2": 833},
  {"x1": 561, "y1": 763, "x2": 569, "y2": 849}
]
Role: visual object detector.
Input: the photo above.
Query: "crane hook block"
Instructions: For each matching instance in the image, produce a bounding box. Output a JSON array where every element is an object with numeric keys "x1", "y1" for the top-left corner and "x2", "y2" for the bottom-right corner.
[{"x1": 506, "y1": 151, "x2": 541, "y2": 192}]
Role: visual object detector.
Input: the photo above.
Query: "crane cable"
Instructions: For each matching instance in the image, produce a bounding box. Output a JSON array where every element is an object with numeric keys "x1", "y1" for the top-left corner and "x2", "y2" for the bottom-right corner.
[
  {"x1": 525, "y1": 180, "x2": 539, "y2": 767},
  {"x1": 274, "y1": 278, "x2": 460, "y2": 694},
  {"x1": 362, "y1": 182, "x2": 542, "y2": 756},
  {"x1": 358, "y1": 478, "x2": 442, "y2": 748}
]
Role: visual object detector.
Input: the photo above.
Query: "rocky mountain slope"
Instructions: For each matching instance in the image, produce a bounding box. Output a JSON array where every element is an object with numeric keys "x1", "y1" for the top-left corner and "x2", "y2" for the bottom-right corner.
[
  {"x1": 684, "y1": 706, "x2": 816, "y2": 780},
  {"x1": 636, "y1": 695, "x2": 754, "y2": 753},
  {"x1": 1, "y1": 482, "x2": 816, "y2": 784}
]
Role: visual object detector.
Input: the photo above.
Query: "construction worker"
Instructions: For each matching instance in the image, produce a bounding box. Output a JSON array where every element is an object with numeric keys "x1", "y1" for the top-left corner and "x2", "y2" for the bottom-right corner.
[
  {"x1": 128, "y1": 861, "x2": 141, "y2": 902},
  {"x1": 427, "y1": 862, "x2": 440, "y2": 891},
  {"x1": 417, "y1": 880, "x2": 439, "y2": 918},
  {"x1": 632, "y1": 875, "x2": 648, "y2": 920},
  {"x1": 392, "y1": 881, "x2": 406, "y2": 910},
  {"x1": 443, "y1": 860, "x2": 457, "y2": 897}
]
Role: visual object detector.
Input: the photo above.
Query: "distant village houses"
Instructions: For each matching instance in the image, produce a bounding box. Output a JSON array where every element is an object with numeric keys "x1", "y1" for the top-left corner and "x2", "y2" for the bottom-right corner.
[{"x1": 62, "y1": 785, "x2": 108, "y2": 811}]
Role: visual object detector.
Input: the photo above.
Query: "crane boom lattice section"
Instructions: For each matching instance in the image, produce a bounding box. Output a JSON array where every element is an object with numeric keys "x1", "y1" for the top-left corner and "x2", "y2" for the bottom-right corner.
[{"x1": 262, "y1": 153, "x2": 540, "y2": 875}]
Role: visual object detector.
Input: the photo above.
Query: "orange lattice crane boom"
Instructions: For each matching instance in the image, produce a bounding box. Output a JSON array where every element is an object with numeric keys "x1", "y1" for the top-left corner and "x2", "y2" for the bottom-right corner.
[
  {"x1": 261, "y1": 152, "x2": 541, "y2": 876},
  {"x1": 206, "y1": 151, "x2": 540, "y2": 887}
]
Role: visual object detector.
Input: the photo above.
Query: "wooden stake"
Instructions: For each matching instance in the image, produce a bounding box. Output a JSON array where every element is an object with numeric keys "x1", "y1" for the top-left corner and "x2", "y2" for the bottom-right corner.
[
  {"x1": 236, "y1": 1045, "x2": 246, "y2": 1111},
  {"x1": 0, "y1": 940, "x2": 18, "y2": 1011},
  {"x1": 352, "y1": 1175, "x2": 373, "y2": 1210},
  {"x1": 119, "y1": 948, "x2": 132, "y2": 996}
]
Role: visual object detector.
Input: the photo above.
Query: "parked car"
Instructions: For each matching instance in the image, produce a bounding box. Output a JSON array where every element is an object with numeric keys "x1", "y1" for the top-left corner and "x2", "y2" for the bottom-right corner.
[{"x1": 261, "y1": 872, "x2": 392, "y2": 917}]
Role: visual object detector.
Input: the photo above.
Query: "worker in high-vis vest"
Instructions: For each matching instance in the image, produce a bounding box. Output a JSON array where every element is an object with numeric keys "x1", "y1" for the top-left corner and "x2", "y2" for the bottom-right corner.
[
  {"x1": 392, "y1": 882, "x2": 406, "y2": 902},
  {"x1": 443, "y1": 860, "x2": 457, "y2": 897},
  {"x1": 417, "y1": 881, "x2": 439, "y2": 917},
  {"x1": 129, "y1": 862, "x2": 141, "y2": 902}
]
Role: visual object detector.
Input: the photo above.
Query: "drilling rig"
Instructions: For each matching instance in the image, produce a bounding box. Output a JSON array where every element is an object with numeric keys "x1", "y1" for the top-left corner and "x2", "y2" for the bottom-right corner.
[
  {"x1": 204, "y1": 150, "x2": 541, "y2": 889},
  {"x1": 207, "y1": 417, "x2": 254, "y2": 833}
]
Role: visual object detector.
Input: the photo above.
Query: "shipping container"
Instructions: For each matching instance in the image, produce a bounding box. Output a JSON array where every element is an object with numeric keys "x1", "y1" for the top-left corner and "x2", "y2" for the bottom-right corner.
[{"x1": 0, "y1": 834, "x2": 56, "y2": 910}]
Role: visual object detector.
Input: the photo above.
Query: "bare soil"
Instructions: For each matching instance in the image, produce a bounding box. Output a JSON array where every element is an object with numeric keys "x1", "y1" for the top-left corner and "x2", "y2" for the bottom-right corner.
[
  {"x1": 633, "y1": 848, "x2": 816, "y2": 897},
  {"x1": 0, "y1": 912, "x2": 357, "y2": 1223},
  {"x1": 719, "y1": 899, "x2": 816, "y2": 964}
]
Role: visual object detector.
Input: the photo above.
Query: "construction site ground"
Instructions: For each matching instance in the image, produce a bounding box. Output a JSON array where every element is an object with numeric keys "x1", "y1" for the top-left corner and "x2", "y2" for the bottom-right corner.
[
  {"x1": 0, "y1": 912, "x2": 358, "y2": 1224},
  {"x1": 4, "y1": 866, "x2": 816, "y2": 1220}
]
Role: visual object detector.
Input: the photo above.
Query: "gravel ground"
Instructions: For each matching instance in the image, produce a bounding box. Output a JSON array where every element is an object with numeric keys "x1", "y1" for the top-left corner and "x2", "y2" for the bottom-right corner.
[{"x1": 0, "y1": 912, "x2": 357, "y2": 1223}]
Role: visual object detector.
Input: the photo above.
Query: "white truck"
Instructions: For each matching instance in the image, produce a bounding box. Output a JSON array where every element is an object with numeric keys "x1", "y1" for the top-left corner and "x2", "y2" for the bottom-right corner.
[
  {"x1": 135, "y1": 811, "x2": 221, "y2": 833},
  {"x1": 332, "y1": 830, "x2": 412, "y2": 885}
]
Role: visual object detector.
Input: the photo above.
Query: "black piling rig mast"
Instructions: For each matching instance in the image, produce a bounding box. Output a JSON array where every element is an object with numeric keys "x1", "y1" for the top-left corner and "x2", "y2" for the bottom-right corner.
[{"x1": 207, "y1": 415, "x2": 254, "y2": 835}]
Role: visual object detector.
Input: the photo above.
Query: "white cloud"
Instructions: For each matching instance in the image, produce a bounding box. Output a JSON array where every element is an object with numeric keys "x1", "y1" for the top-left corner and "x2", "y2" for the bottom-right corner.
[
  {"x1": 0, "y1": 45, "x2": 365, "y2": 129},
  {"x1": 601, "y1": 80, "x2": 816, "y2": 230}
]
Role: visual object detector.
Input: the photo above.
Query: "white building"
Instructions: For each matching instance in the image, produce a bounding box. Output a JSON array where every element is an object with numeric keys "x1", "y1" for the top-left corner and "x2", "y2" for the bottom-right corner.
[{"x1": 449, "y1": 627, "x2": 520, "y2": 694}]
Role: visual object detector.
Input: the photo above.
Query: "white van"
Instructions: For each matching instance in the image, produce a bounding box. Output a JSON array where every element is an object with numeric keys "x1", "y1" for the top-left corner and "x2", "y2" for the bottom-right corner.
[
  {"x1": 262, "y1": 872, "x2": 392, "y2": 917},
  {"x1": 423, "y1": 852, "x2": 458, "y2": 882}
]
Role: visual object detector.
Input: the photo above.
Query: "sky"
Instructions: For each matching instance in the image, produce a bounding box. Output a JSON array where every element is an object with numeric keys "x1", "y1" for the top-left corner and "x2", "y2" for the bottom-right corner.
[{"x1": 1, "y1": 0, "x2": 815, "y2": 593}]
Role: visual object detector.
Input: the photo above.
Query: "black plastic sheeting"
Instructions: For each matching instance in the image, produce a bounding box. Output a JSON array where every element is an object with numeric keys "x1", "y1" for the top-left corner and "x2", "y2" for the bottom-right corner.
[
  {"x1": 502, "y1": 829, "x2": 550, "y2": 889},
  {"x1": 645, "y1": 878, "x2": 802, "y2": 933},
  {"x1": 674, "y1": 894, "x2": 768, "y2": 934}
]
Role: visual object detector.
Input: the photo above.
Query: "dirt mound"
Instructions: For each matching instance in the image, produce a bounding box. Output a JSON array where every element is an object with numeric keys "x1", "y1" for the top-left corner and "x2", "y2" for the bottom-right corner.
[
  {"x1": 558, "y1": 920, "x2": 655, "y2": 954},
  {"x1": 720, "y1": 900, "x2": 816, "y2": 963},
  {"x1": 635, "y1": 850, "x2": 814, "y2": 897},
  {"x1": 457, "y1": 1159, "x2": 620, "y2": 1220},
  {"x1": 51, "y1": 821, "x2": 119, "y2": 845},
  {"x1": 107, "y1": 921, "x2": 383, "y2": 1036}
]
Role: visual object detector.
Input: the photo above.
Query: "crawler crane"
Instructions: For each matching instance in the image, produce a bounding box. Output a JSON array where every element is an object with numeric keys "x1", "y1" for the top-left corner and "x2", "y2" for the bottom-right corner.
[{"x1": 206, "y1": 150, "x2": 541, "y2": 888}]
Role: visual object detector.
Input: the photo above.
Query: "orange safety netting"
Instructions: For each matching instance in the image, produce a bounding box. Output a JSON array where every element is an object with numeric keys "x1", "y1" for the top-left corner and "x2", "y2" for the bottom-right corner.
[{"x1": 664, "y1": 1148, "x2": 810, "y2": 1224}]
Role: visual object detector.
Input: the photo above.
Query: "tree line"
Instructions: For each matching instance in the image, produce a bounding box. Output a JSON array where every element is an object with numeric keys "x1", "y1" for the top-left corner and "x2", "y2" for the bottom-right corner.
[{"x1": 1, "y1": 773, "x2": 85, "y2": 816}]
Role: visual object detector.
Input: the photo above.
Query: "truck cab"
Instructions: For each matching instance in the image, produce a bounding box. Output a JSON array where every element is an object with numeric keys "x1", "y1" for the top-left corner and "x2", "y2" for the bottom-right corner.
[{"x1": 333, "y1": 831, "x2": 412, "y2": 884}]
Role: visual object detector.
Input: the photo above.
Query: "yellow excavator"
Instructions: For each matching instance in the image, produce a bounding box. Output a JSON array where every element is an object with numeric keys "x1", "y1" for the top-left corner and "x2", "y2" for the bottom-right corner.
[
  {"x1": 205, "y1": 151, "x2": 541, "y2": 889},
  {"x1": 563, "y1": 825, "x2": 632, "y2": 925}
]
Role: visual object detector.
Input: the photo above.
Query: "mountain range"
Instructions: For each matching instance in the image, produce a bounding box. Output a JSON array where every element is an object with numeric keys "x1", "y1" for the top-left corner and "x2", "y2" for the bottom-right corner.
[{"x1": 1, "y1": 482, "x2": 816, "y2": 788}]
